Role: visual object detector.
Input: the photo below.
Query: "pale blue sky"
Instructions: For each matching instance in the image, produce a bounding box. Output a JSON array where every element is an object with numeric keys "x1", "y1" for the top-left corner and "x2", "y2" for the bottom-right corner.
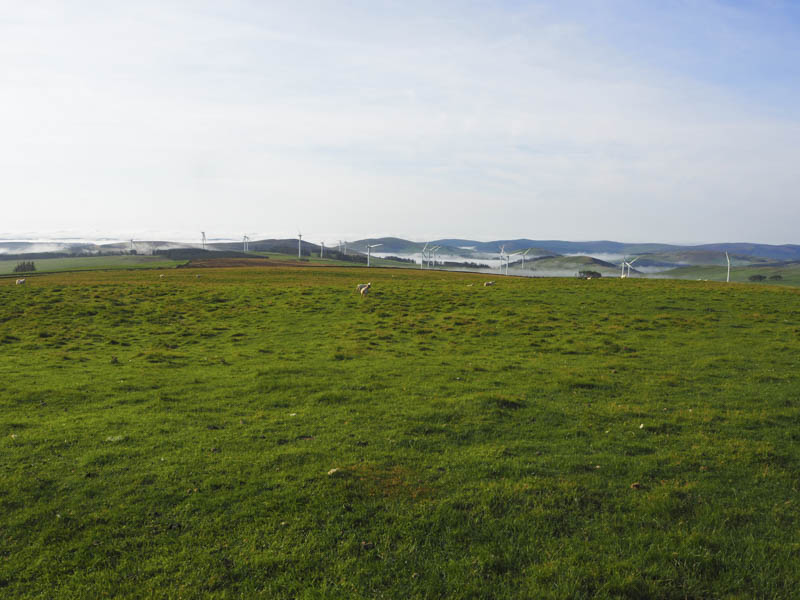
[{"x1": 2, "y1": 1, "x2": 799, "y2": 244}]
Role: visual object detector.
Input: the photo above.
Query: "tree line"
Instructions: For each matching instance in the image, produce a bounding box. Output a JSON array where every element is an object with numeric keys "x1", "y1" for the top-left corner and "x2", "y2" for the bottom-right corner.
[{"x1": 13, "y1": 261, "x2": 36, "y2": 273}]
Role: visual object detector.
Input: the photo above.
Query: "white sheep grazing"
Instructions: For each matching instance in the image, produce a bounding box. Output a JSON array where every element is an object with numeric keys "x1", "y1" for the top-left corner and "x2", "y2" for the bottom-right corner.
[
  {"x1": 159, "y1": 274, "x2": 165, "y2": 279},
  {"x1": 360, "y1": 283, "x2": 372, "y2": 297},
  {"x1": 16, "y1": 278, "x2": 26, "y2": 285},
  {"x1": 356, "y1": 282, "x2": 371, "y2": 294},
  {"x1": 483, "y1": 281, "x2": 495, "y2": 287}
]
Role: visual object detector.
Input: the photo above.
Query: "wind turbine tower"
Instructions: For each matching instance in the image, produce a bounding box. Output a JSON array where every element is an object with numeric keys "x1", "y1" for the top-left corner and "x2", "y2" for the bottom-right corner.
[
  {"x1": 298, "y1": 232, "x2": 303, "y2": 258},
  {"x1": 430, "y1": 246, "x2": 441, "y2": 269},
  {"x1": 511, "y1": 248, "x2": 531, "y2": 270},
  {"x1": 726, "y1": 251, "x2": 731, "y2": 283},
  {"x1": 499, "y1": 246, "x2": 509, "y2": 275},
  {"x1": 243, "y1": 235, "x2": 250, "y2": 252},
  {"x1": 320, "y1": 241, "x2": 325, "y2": 258},
  {"x1": 201, "y1": 232, "x2": 206, "y2": 250},
  {"x1": 367, "y1": 243, "x2": 382, "y2": 267},
  {"x1": 625, "y1": 257, "x2": 639, "y2": 278}
]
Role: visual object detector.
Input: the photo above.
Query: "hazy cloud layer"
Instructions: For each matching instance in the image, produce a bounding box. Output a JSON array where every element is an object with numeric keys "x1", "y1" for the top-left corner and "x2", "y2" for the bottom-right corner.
[{"x1": 2, "y1": 1, "x2": 799, "y2": 244}]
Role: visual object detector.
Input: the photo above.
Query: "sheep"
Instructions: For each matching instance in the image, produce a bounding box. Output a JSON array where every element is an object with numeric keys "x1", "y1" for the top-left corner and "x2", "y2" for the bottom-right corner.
[
  {"x1": 15, "y1": 278, "x2": 26, "y2": 285},
  {"x1": 356, "y1": 282, "x2": 371, "y2": 294},
  {"x1": 159, "y1": 274, "x2": 165, "y2": 279},
  {"x1": 483, "y1": 281, "x2": 495, "y2": 287},
  {"x1": 359, "y1": 283, "x2": 371, "y2": 297}
]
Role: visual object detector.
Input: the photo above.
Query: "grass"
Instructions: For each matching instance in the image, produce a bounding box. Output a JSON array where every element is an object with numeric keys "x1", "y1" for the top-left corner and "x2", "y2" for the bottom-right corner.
[
  {"x1": 0, "y1": 252, "x2": 411, "y2": 278},
  {"x1": 660, "y1": 263, "x2": 800, "y2": 286},
  {"x1": 0, "y1": 255, "x2": 184, "y2": 275},
  {"x1": 2, "y1": 267, "x2": 800, "y2": 598}
]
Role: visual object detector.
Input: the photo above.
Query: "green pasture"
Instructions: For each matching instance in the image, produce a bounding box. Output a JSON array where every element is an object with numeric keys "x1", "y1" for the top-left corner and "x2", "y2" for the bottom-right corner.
[
  {"x1": 267, "y1": 251, "x2": 414, "y2": 268},
  {"x1": 2, "y1": 267, "x2": 800, "y2": 598},
  {"x1": 660, "y1": 263, "x2": 800, "y2": 286},
  {"x1": 0, "y1": 252, "x2": 412, "y2": 277},
  {"x1": 0, "y1": 255, "x2": 184, "y2": 275}
]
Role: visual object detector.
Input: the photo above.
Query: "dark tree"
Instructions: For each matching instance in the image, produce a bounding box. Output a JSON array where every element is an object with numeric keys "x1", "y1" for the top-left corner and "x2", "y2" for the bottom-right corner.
[
  {"x1": 769, "y1": 274, "x2": 783, "y2": 281},
  {"x1": 13, "y1": 261, "x2": 36, "y2": 273},
  {"x1": 748, "y1": 274, "x2": 766, "y2": 282},
  {"x1": 577, "y1": 270, "x2": 602, "y2": 279}
]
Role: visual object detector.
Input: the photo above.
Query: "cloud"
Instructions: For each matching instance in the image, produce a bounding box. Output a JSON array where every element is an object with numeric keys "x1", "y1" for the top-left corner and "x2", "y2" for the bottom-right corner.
[{"x1": 1, "y1": 1, "x2": 799, "y2": 243}]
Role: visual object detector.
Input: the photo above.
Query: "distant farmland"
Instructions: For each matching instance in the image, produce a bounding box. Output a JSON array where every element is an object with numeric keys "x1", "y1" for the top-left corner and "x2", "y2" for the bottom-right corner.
[
  {"x1": 661, "y1": 262, "x2": 800, "y2": 286},
  {"x1": 2, "y1": 266, "x2": 799, "y2": 598},
  {"x1": 0, "y1": 255, "x2": 184, "y2": 275}
]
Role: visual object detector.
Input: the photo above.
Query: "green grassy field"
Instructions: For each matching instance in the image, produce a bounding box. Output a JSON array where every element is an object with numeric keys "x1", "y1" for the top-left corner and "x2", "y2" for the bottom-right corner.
[
  {"x1": 659, "y1": 263, "x2": 800, "y2": 286},
  {"x1": 0, "y1": 255, "x2": 184, "y2": 275},
  {"x1": 2, "y1": 267, "x2": 800, "y2": 598},
  {"x1": 0, "y1": 252, "x2": 412, "y2": 278}
]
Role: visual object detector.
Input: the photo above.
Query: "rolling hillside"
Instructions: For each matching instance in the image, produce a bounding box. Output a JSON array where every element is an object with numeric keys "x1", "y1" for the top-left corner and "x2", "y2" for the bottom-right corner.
[{"x1": 660, "y1": 261, "x2": 800, "y2": 286}]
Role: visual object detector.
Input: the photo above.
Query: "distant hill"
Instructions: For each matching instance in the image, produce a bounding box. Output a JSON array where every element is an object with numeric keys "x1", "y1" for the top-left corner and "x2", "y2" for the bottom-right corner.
[
  {"x1": 423, "y1": 239, "x2": 800, "y2": 261},
  {"x1": 631, "y1": 250, "x2": 769, "y2": 268},
  {"x1": 347, "y1": 238, "x2": 474, "y2": 256},
  {"x1": 429, "y1": 239, "x2": 674, "y2": 255},
  {"x1": 529, "y1": 255, "x2": 626, "y2": 276},
  {"x1": 210, "y1": 238, "x2": 322, "y2": 255},
  {"x1": 690, "y1": 243, "x2": 800, "y2": 260},
  {"x1": 4, "y1": 237, "x2": 800, "y2": 269},
  {"x1": 660, "y1": 260, "x2": 800, "y2": 286},
  {"x1": 345, "y1": 237, "x2": 423, "y2": 254}
]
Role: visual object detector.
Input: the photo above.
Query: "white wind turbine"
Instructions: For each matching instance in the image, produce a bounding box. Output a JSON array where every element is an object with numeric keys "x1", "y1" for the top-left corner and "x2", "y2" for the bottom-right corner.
[
  {"x1": 320, "y1": 241, "x2": 325, "y2": 258},
  {"x1": 624, "y1": 256, "x2": 639, "y2": 278},
  {"x1": 511, "y1": 248, "x2": 531, "y2": 270},
  {"x1": 420, "y1": 243, "x2": 428, "y2": 269},
  {"x1": 499, "y1": 245, "x2": 510, "y2": 275},
  {"x1": 726, "y1": 251, "x2": 731, "y2": 283},
  {"x1": 201, "y1": 231, "x2": 206, "y2": 250},
  {"x1": 242, "y1": 235, "x2": 249, "y2": 252},
  {"x1": 431, "y1": 246, "x2": 441, "y2": 269},
  {"x1": 297, "y1": 231, "x2": 303, "y2": 258},
  {"x1": 367, "y1": 243, "x2": 382, "y2": 267}
]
